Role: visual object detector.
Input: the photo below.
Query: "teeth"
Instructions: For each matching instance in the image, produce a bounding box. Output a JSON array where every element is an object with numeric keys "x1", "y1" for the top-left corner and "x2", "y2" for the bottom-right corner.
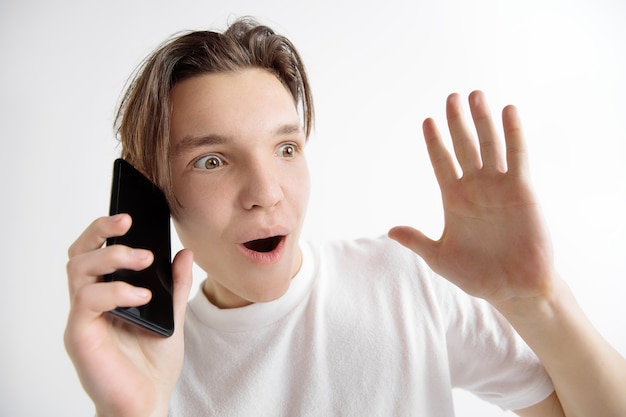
[{"x1": 243, "y1": 236, "x2": 281, "y2": 253}]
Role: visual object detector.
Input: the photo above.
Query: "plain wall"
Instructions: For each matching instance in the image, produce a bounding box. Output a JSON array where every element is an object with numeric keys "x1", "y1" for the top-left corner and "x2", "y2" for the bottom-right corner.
[{"x1": 1, "y1": 0, "x2": 624, "y2": 415}]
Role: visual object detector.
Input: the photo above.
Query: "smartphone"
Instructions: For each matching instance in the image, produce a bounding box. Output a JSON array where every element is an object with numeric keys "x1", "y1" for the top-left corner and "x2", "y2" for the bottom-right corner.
[{"x1": 104, "y1": 158, "x2": 174, "y2": 337}]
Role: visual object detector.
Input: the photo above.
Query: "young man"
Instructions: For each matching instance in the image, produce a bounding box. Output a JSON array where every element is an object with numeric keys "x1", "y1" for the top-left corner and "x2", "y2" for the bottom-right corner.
[{"x1": 64, "y1": 18, "x2": 626, "y2": 417}]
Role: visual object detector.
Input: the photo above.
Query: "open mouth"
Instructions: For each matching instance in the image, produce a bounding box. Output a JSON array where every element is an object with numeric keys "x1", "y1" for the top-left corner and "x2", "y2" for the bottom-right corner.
[{"x1": 243, "y1": 236, "x2": 283, "y2": 253}]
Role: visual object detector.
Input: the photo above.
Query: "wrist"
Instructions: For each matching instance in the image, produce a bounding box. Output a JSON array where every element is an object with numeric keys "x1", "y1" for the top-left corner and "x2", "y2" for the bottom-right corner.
[
  {"x1": 490, "y1": 274, "x2": 565, "y2": 325},
  {"x1": 490, "y1": 276, "x2": 596, "y2": 364}
]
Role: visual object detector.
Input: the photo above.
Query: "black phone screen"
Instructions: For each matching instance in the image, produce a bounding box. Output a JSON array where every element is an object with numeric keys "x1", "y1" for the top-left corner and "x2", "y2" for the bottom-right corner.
[{"x1": 104, "y1": 158, "x2": 174, "y2": 337}]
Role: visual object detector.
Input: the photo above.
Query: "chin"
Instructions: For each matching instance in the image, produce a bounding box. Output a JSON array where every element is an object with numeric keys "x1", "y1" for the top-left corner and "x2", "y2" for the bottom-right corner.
[{"x1": 199, "y1": 239, "x2": 302, "y2": 307}]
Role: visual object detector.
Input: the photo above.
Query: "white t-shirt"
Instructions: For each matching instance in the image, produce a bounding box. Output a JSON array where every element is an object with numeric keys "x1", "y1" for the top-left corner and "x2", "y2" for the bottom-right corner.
[{"x1": 170, "y1": 236, "x2": 554, "y2": 416}]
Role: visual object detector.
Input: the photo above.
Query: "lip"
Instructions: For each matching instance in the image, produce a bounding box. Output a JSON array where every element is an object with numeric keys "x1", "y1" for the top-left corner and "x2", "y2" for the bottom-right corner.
[
  {"x1": 237, "y1": 224, "x2": 290, "y2": 242},
  {"x1": 237, "y1": 234, "x2": 287, "y2": 265},
  {"x1": 236, "y1": 226, "x2": 290, "y2": 265}
]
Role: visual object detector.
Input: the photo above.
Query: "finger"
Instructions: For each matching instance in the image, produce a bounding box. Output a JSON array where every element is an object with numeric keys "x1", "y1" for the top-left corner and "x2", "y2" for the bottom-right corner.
[
  {"x1": 388, "y1": 226, "x2": 438, "y2": 266},
  {"x1": 171, "y1": 249, "x2": 194, "y2": 333},
  {"x1": 70, "y1": 281, "x2": 152, "y2": 323},
  {"x1": 502, "y1": 104, "x2": 530, "y2": 177},
  {"x1": 64, "y1": 280, "x2": 153, "y2": 360},
  {"x1": 66, "y1": 245, "x2": 154, "y2": 295},
  {"x1": 446, "y1": 92, "x2": 482, "y2": 174},
  {"x1": 68, "y1": 214, "x2": 132, "y2": 258},
  {"x1": 422, "y1": 118, "x2": 460, "y2": 186},
  {"x1": 469, "y1": 90, "x2": 506, "y2": 172}
]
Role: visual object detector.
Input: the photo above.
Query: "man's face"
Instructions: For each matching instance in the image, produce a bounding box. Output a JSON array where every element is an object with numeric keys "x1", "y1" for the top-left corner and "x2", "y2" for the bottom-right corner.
[{"x1": 168, "y1": 69, "x2": 310, "y2": 308}]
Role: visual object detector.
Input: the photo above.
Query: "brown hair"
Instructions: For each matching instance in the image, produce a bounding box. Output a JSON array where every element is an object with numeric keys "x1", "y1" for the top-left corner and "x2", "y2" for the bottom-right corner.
[{"x1": 114, "y1": 17, "x2": 314, "y2": 209}]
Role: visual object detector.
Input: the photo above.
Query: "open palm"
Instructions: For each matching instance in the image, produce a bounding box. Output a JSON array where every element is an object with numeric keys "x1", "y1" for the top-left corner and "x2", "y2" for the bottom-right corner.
[{"x1": 389, "y1": 91, "x2": 556, "y2": 304}]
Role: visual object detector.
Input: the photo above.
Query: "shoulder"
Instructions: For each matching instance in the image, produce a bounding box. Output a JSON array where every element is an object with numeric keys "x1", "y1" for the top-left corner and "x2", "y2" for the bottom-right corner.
[
  {"x1": 304, "y1": 235, "x2": 447, "y2": 306},
  {"x1": 304, "y1": 235, "x2": 501, "y2": 325},
  {"x1": 309, "y1": 234, "x2": 429, "y2": 273}
]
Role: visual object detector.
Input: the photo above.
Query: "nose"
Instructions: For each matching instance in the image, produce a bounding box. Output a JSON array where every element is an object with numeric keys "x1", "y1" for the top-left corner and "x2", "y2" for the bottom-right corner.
[{"x1": 239, "y1": 160, "x2": 284, "y2": 210}]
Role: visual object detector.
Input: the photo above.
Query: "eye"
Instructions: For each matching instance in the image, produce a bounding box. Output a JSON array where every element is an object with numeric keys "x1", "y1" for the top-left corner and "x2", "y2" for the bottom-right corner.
[
  {"x1": 193, "y1": 155, "x2": 224, "y2": 171},
  {"x1": 276, "y1": 143, "x2": 298, "y2": 159}
]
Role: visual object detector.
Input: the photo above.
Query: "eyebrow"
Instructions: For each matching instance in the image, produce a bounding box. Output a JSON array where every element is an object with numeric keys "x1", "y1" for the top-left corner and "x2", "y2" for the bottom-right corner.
[
  {"x1": 170, "y1": 134, "x2": 228, "y2": 159},
  {"x1": 272, "y1": 123, "x2": 303, "y2": 137},
  {"x1": 170, "y1": 123, "x2": 304, "y2": 159}
]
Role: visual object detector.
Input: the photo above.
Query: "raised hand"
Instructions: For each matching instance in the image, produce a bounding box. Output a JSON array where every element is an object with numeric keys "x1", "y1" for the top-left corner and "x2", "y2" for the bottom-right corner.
[
  {"x1": 389, "y1": 91, "x2": 557, "y2": 305},
  {"x1": 64, "y1": 214, "x2": 193, "y2": 417}
]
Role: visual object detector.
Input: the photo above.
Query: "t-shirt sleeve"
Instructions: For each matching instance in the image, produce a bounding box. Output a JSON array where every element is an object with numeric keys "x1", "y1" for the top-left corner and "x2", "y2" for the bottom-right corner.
[{"x1": 433, "y1": 274, "x2": 555, "y2": 411}]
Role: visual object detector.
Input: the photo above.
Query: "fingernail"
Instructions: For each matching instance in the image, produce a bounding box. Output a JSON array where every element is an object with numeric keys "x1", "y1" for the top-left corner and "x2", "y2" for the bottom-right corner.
[
  {"x1": 134, "y1": 287, "x2": 150, "y2": 298},
  {"x1": 131, "y1": 249, "x2": 150, "y2": 260},
  {"x1": 110, "y1": 213, "x2": 125, "y2": 222}
]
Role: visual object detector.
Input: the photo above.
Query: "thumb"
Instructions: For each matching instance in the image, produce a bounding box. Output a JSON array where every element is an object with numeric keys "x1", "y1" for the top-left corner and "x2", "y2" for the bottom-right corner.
[
  {"x1": 388, "y1": 226, "x2": 438, "y2": 264},
  {"x1": 171, "y1": 249, "x2": 194, "y2": 332}
]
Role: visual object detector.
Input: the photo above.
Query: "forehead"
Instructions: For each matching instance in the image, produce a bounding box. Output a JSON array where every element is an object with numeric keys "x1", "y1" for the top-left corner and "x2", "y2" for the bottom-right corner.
[{"x1": 169, "y1": 69, "x2": 300, "y2": 146}]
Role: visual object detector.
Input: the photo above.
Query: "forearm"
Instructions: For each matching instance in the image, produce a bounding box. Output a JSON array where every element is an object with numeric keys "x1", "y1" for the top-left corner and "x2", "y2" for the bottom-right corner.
[{"x1": 495, "y1": 278, "x2": 626, "y2": 417}]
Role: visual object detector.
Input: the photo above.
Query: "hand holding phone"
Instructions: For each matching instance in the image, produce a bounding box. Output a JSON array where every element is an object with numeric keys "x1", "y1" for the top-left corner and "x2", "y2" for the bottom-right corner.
[
  {"x1": 105, "y1": 158, "x2": 174, "y2": 336},
  {"x1": 65, "y1": 195, "x2": 193, "y2": 417}
]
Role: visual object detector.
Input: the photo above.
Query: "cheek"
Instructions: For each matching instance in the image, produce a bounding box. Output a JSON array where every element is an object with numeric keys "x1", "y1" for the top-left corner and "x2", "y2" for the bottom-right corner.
[
  {"x1": 171, "y1": 178, "x2": 231, "y2": 240},
  {"x1": 288, "y1": 161, "x2": 311, "y2": 214}
]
